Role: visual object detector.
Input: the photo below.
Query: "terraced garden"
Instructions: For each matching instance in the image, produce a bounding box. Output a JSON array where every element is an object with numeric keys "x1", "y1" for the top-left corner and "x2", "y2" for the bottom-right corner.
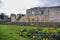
[{"x1": 0, "y1": 25, "x2": 60, "y2": 40}]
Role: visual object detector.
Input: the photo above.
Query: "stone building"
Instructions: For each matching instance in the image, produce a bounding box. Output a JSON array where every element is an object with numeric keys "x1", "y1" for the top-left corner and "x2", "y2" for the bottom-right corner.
[
  {"x1": 19, "y1": 11, "x2": 42, "y2": 22},
  {"x1": 26, "y1": 6, "x2": 60, "y2": 22},
  {"x1": 11, "y1": 6, "x2": 60, "y2": 22},
  {"x1": 11, "y1": 14, "x2": 17, "y2": 22},
  {"x1": 48, "y1": 6, "x2": 60, "y2": 22},
  {"x1": 11, "y1": 14, "x2": 25, "y2": 22}
]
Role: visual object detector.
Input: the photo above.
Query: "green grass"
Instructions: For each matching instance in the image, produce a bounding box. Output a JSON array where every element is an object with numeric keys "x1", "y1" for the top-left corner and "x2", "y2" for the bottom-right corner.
[
  {"x1": 0, "y1": 25, "x2": 60, "y2": 40},
  {"x1": 0, "y1": 25, "x2": 39, "y2": 40}
]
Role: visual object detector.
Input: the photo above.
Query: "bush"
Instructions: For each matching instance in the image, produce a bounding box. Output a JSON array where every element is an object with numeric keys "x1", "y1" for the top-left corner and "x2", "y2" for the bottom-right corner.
[{"x1": 17, "y1": 27, "x2": 60, "y2": 40}]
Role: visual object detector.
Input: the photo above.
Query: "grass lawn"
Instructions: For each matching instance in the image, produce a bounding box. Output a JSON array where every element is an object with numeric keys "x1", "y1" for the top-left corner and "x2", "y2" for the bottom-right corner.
[{"x1": 0, "y1": 25, "x2": 39, "y2": 40}]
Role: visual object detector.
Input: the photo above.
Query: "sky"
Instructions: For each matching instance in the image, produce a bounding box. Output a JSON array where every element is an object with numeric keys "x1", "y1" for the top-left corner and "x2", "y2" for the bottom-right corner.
[{"x1": 0, "y1": 0, "x2": 60, "y2": 16}]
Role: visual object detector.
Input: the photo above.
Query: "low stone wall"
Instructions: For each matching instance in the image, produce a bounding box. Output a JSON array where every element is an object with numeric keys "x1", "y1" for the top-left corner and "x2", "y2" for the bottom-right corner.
[{"x1": 0, "y1": 22, "x2": 60, "y2": 27}]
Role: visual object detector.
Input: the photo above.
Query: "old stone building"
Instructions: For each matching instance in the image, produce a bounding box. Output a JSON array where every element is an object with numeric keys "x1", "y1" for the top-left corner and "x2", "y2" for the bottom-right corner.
[
  {"x1": 26, "y1": 6, "x2": 60, "y2": 22},
  {"x1": 48, "y1": 6, "x2": 60, "y2": 22},
  {"x1": 19, "y1": 11, "x2": 42, "y2": 22},
  {"x1": 11, "y1": 14, "x2": 17, "y2": 22},
  {"x1": 19, "y1": 15, "x2": 41, "y2": 22},
  {"x1": 11, "y1": 6, "x2": 60, "y2": 22},
  {"x1": 11, "y1": 14, "x2": 25, "y2": 22}
]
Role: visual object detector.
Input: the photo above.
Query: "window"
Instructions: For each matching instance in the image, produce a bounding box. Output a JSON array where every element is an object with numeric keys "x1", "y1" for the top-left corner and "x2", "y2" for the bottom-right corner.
[
  {"x1": 41, "y1": 11, "x2": 44, "y2": 15},
  {"x1": 32, "y1": 19, "x2": 34, "y2": 22}
]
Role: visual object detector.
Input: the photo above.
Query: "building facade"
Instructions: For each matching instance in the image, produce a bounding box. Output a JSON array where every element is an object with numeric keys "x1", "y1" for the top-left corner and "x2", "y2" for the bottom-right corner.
[
  {"x1": 26, "y1": 6, "x2": 60, "y2": 22},
  {"x1": 11, "y1": 6, "x2": 60, "y2": 22}
]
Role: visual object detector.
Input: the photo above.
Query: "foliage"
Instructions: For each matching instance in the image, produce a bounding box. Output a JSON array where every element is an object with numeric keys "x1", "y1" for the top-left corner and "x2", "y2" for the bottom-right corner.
[
  {"x1": 0, "y1": 13, "x2": 5, "y2": 19},
  {"x1": 0, "y1": 25, "x2": 60, "y2": 40},
  {"x1": 18, "y1": 27, "x2": 60, "y2": 40}
]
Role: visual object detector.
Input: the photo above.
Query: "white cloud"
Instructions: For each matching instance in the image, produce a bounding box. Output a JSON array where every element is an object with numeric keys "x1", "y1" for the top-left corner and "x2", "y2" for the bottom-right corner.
[
  {"x1": 0, "y1": 0, "x2": 60, "y2": 15},
  {"x1": 40, "y1": 0, "x2": 60, "y2": 7},
  {"x1": 0, "y1": 0, "x2": 40, "y2": 15},
  {"x1": 0, "y1": 0, "x2": 3, "y2": 8}
]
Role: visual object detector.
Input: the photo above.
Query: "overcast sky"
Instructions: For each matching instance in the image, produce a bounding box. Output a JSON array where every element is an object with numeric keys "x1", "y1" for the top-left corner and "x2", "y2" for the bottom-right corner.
[{"x1": 0, "y1": 0, "x2": 60, "y2": 15}]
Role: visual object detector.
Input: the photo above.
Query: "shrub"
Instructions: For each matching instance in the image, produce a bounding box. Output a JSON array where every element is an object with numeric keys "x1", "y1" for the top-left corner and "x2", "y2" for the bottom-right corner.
[{"x1": 17, "y1": 27, "x2": 60, "y2": 40}]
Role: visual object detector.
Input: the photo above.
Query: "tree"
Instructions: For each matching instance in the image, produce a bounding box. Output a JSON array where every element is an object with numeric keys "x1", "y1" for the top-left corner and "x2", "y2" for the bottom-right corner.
[{"x1": 0, "y1": 13, "x2": 5, "y2": 19}]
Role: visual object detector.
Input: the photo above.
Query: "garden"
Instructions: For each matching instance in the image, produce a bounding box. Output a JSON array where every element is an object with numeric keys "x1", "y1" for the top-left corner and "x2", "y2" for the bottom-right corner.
[{"x1": 0, "y1": 25, "x2": 60, "y2": 40}]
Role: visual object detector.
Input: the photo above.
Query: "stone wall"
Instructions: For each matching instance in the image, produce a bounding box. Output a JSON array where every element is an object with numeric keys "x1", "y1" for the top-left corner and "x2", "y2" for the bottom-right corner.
[
  {"x1": 0, "y1": 22, "x2": 60, "y2": 27},
  {"x1": 19, "y1": 15, "x2": 42, "y2": 22}
]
